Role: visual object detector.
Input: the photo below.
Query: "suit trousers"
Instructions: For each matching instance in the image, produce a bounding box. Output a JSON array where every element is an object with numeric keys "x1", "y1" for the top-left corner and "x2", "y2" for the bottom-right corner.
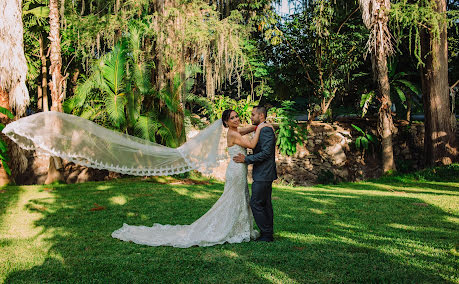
[{"x1": 250, "y1": 181, "x2": 274, "y2": 237}]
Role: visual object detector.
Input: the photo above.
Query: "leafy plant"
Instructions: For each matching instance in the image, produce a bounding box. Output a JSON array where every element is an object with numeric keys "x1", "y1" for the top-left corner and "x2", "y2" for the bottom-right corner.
[
  {"x1": 396, "y1": 159, "x2": 415, "y2": 174},
  {"x1": 359, "y1": 58, "x2": 421, "y2": 119},
  {"x1": 0, "y1": 108, "x2": 14, "y2": 175},
  {"x1": 387, "y1": 58, "x2": 421, "y2": 119},
  {"x1": 360, "y1": 91, "x2": 376, "y2": 117},
  {"x1": 22, "y1": 0, "x2": 50, "y2": 105},
  {"x1": 203, "y1": 95, "x2": 258, "y2": 124},
  {"x1": 269, "y1": 101, "x2": 308, "y2": 156},
  {"x1": 234, "y1": 95, "x2": 259, "y2": 124},
  {"x1": 203, "y1": 96, "x2": 233, "y2": 122},
  {"x1": 64, "y1": 24, "x2": 173, "y2": 144},
  {"x1": 351, "y1": 124, "x2": 378, "y2": 152}
]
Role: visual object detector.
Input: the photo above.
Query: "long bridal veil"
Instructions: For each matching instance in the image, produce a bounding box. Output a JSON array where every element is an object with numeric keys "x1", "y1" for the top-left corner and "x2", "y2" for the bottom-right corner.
[{"x1": 2, "y1": 111, "x2": 225, "y2": 176}]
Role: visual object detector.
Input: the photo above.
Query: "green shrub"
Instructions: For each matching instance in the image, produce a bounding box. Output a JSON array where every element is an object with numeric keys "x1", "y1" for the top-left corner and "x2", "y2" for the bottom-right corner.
[{"x1": 0, "y1": 107, "x2": 14, "y2": 175}]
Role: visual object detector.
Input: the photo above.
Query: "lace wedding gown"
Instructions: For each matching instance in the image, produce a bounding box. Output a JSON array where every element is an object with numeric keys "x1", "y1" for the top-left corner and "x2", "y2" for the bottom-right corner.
[{"x1": 111, "y1": 144, "x2": 259, "y2": 247}]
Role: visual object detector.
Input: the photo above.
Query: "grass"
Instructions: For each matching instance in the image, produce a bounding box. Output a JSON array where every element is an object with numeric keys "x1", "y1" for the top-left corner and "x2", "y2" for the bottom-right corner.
[{"x1": 0, "y1": 166, "x2": 458, "y2": 283}]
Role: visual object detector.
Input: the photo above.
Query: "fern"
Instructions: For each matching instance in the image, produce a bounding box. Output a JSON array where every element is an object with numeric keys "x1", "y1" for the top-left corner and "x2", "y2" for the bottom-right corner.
[{"x1": 134, "y1": 115, "x2": 161, "y2": 142}]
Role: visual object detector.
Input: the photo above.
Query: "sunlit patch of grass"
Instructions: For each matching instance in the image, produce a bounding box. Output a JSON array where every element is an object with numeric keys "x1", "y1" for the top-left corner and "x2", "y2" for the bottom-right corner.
[
  {"x1": 96, "y1": 185, "x2": 111, "y2": 191},
  {"x1": 109, "y1": 195, "x2": 127, "y2": 205},
  {"x1": 309, "y1": 208, "x2": 324, "y2": 214},
  {"x1": 245, "y1": 261, "x2": 300, "y2": 284},
  {"x1": 172, "y1": 187, "x2": 191, "y2": 197},
  {"x1": 222, "y1": 249, "x2": 239, "y2": 259}
]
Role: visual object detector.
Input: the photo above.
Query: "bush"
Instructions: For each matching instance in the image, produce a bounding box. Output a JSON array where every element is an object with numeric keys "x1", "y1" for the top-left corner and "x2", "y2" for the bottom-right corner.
[{"x1": 269, "y1": 101, "x2": 308, "y2": 156}]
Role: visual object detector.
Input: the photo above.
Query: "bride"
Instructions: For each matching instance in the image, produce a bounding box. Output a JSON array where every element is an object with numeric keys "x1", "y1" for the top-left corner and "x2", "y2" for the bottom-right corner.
[{"x1": 111, "y1": 109, "x2": 273, "y2": 247}]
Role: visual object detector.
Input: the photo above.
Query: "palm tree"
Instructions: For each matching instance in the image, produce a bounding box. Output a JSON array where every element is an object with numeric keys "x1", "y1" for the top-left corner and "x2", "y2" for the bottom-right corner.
[
  {"x1": 0, "y1": 0, "x2": 31, "y2": 185},
  {"x1": 358, "y1": 0, "x2": 396, "y2": 173}
]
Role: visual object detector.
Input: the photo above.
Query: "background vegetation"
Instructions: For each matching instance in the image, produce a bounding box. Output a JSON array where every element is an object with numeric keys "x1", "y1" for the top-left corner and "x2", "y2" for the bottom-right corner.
[{"x1": 1, "y1": 0, "x2": 458, "y2": 180}]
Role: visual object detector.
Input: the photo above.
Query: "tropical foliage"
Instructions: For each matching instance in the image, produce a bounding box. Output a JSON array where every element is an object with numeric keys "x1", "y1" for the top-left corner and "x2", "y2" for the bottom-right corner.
[
  {"x1": 269, "y1": 101, "x2": 308, "y2": 156},
  {"x1": 5, "y1": 0, "x2": 458, "y2": 164},
  {"x1": 359, "y1": 58, "x2": 422, "y2": 120},
  {"x1": 0, "y1": 107, "x2": 14, "y2": 175},
  {"x1": 351, "y1": 124, "x2": 379, "y2": 153}
]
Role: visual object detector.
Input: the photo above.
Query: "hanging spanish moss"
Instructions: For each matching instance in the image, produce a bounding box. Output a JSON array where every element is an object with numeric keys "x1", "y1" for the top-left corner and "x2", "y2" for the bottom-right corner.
[
  {"x1": 153, "y1": 1, "x2": 248, "y2": 100},
  {"x1": 67, "y1": 0, "x2": 248, "y2": 99},
  {"x1": 390, "y1": 0, "x2": 459, "y2": 67}
]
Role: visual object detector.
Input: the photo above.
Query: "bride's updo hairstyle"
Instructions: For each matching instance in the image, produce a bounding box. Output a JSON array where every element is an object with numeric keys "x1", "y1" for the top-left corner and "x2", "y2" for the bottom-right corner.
[{"x1": 221, "y1": 109, "x2": 233, "y2": 128}]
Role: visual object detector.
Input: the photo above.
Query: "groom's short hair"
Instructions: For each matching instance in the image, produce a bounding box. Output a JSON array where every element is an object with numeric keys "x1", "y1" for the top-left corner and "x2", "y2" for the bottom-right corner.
[{"x1": 254, "y1": 105, "x2": 267, "y2": 119}]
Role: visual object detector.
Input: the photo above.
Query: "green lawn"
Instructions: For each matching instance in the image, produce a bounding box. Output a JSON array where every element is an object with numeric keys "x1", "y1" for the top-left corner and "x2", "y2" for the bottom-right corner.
[{"x1": 1, "y1": 166, "x2": 458, "y2": 283}]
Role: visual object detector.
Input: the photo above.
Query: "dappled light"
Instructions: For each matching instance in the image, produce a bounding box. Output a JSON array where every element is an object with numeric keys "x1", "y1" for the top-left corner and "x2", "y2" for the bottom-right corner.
[
  {"x1": 96, "y1": 185, "x2": 111, "y2": 191},
  {"x1": 172, "y1": 186, "x2": 219, "y2": 200},
  {"x1": 309, "y1": 208, "x2": 325, "y2": 215},
  {"x1": 109, "y1": 195, "x2": 127, "y2": 205},
  {"x1": 245, "y1": 262, "x2": 298, "y2": 283},
  {"x1": 0, "y1": 168, "x2": 458, "y2": 282}
]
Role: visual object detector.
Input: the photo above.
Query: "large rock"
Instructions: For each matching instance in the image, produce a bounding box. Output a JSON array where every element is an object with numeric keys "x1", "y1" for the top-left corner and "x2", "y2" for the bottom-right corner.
[
  {"x1": 76, "y1": 168, "x2": 91, "y2": 183},
  {"x1": 66, "y1": 170, "x2": 81, "y2": 184}
]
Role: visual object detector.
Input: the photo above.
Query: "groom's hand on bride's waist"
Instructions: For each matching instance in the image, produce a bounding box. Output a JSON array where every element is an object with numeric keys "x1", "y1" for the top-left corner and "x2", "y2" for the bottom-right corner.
[{"x1": 233, "y1": 153, "x2": 246, "y2": 163}]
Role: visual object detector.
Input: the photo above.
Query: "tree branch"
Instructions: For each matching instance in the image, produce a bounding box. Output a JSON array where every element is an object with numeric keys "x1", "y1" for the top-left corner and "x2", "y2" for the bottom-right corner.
[
  {"x1": 273, "y1": 25, "x2": 315, "y2": 85},
  {"x1": 337, "y1": 6, "x2": 360, "y2": 35}
]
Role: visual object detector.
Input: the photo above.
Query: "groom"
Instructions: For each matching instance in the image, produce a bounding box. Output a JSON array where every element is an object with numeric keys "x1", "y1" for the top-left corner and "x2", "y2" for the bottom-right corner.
[{"x1": 233, "y1": 106, "x2": 277, "y2": 242}]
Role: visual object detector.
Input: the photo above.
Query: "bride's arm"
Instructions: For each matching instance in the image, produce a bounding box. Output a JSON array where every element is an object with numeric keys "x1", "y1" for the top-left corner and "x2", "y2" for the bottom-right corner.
[
  {"x1": 238, "y1": 125, "x2": 256, "y2": 136},
  {"x1": 231, "y1": 124, "x2": 271, "y2": 149}
]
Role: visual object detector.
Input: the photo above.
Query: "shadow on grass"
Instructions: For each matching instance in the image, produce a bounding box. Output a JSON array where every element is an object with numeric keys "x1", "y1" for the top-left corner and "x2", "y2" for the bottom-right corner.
[
  {"x1": 0, "y1": 186, "x2": 21, "y2": 228},
  {"x1": 328, "y1": 178, "x2": 459, "y2": 196},
  {"x1": 4, "y1": 177, "x2": 459, "y2": 283},
  {"x1": 324, "y1": 181, "x2": 459, "y2": 196}
]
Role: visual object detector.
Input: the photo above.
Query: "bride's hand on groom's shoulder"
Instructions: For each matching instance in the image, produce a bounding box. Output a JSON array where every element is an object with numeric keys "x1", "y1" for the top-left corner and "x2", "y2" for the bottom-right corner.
[{"x1": 259, "y1": 123, "x2": 275, "y2": 132}]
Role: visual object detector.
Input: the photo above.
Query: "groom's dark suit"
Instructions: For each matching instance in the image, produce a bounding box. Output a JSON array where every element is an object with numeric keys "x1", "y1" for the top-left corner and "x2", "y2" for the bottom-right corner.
[{"x1": 244, "y1": 125, "x2": 277, "y2": 239}]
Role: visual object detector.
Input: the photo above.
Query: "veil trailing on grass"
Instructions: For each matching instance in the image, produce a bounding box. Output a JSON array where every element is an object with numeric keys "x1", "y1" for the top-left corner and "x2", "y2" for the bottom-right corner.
[{"x1": 2, "y1": 111, "x2": 225, "y2": 176}]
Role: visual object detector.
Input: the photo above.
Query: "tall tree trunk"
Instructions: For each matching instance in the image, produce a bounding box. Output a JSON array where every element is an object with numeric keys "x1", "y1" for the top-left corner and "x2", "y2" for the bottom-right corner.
[
  {"x1": 154, "y1": 0, "x2": 186, "y2": 146},
  {"x1": 175, "y1": 42, "x2": 187, "y2": 146},
  {"x1": 376, "y1": 54, "x2": 396, "y2": 173},
  {"x1": 114, "y1": 0, "x2": 122, "y2": 43},
  {"x1": 154, "y1": 0, "x2": 168, "y2": 93},
  {"x1": 46, "y1": 0, "x2": 65, "y2": 183},
  {"x1": 420, "y1": 0, "x2": 457, "y2": 166},
  {"x1": 49, "y1": 0, "x2": 65, "y2": 112},
  {"x1": 39, "y1": 33, "x2": 49, "y2": 112},
  {"x1": 175, "y1": 4, "x2": 186, "y2": 146},
  {"x1": 225, "y1": 0, "x2": 230, "y2": 18},
  {"x1": 359, "y1": 0, "x2": 396, "y2": 173},
  {"x1": 0, "y1": 0, "x2": 30, "y2": 185},
  {"x1": 205, "y1": 50, "x2": 215, "y2": 99}
]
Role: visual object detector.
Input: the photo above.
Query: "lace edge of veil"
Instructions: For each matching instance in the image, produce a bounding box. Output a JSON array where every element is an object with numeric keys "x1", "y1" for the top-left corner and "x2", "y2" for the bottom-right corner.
[{"x1": 3, "y1": 119, "x2": 226, "y2": 176}]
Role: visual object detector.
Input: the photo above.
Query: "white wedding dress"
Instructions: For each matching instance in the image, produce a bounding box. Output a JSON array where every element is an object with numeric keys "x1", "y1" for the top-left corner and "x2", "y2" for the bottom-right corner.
[{"x1": 111, "y1": 144, "x2": 259, "y2": 248}]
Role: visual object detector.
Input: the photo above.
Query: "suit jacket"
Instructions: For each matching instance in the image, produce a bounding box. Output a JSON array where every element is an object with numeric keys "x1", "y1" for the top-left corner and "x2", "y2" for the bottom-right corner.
[{"x1": 244, "y1": 126, "x2": 277, "y2": 181}]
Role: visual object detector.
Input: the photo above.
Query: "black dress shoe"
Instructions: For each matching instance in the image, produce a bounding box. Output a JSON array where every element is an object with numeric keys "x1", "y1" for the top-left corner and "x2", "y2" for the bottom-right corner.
[{"x1": 255, "y1": 236, "x2": 274, "y2": 242}]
